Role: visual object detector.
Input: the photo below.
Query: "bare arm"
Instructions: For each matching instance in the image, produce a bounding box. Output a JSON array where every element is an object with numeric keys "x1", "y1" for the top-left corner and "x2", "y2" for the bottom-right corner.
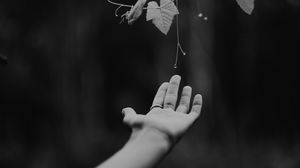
[{"x1": 97, "y1": 75, "x2": 203, "y2": 168}]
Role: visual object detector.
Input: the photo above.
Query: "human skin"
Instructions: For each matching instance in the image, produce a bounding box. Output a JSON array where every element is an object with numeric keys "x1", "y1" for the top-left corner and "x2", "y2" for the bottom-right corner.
[{"x1": 97, "y1": 75, "x2": 203, "y2": 168}]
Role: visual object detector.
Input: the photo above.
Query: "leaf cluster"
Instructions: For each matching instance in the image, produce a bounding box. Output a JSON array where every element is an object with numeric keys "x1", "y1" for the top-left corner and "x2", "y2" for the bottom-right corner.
[{"x1": 108, "y1": 0, "x2": 255, "y2": 35}]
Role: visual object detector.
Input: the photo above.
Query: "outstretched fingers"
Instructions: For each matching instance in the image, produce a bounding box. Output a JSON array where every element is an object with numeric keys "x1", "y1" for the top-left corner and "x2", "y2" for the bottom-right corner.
[{"x1": 189, "y1": 94, "x2": 203, "y2": 120}]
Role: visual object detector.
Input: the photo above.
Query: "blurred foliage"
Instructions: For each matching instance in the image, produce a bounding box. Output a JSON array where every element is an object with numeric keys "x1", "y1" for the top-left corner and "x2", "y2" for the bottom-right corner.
[{"x1": 1, "y1": 0, "x2": 300, "y2": 168}]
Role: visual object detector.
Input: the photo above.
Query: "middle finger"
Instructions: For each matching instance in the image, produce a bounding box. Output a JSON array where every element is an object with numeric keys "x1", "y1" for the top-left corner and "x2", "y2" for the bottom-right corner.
[{"x1": 164, "y1": 75, "x2": 181, "y2": 110}]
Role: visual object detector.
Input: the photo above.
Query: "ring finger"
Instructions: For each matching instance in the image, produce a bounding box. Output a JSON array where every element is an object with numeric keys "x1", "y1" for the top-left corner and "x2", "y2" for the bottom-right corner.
[{"x1": 176, "y1": 86, "x2": 192, "y2": 113}]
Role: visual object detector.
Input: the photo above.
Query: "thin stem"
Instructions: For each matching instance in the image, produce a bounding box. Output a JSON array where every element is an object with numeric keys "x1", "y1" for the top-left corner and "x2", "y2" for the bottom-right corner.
[
  {"x1": 107, "y1": 0, "x2": 185, "y2": 69},
  {"x1": 107, "y1": 0, "x2": 132, "y2": 8},
  {"x1": 107, "y1": 0, "x2": 173, "y2": 10},
  {"x1": 174, "y1": 0, "x2": 186, "y2": 69},
  {"x1": 115, "y1": 6, "x2": 123, "y2": 16}
]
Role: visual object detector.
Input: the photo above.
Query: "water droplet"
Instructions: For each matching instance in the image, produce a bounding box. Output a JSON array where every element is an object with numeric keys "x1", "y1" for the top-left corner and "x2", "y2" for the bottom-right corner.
[{"x1": 198, "y1": 13, "x2": 208, "y2": 21}]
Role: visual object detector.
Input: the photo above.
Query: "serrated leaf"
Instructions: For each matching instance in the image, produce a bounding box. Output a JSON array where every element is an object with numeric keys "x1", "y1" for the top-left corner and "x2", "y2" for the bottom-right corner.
[
  {"x1": 146, "y1": 0, "x2": 179, "y2": 35},
  {"x1": 236, "y1": 0, "x2": 255, "y2": 15},
  {"x1": 126, "y1": 0, "x2": 147, "y2": 25}
]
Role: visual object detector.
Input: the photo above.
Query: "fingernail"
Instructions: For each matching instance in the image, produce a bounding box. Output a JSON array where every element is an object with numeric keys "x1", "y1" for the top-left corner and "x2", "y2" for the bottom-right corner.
[
  {"x1": 173, "y1": 75, "x2": 181, "y2": 79},
  {"x1": 184, "y1": 86, "x2": 192, "y2": 90}
]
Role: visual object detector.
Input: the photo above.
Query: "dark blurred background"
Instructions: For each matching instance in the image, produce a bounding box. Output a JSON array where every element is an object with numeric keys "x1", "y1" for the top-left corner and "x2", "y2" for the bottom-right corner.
[{"x1": 1, "y1": 0, "x2": 300, "y2": 167}]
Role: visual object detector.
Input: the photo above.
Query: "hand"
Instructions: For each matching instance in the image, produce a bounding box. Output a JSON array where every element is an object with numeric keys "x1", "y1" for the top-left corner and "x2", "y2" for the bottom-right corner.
[
  {"x1": 97, "y1": 75, "x2": 202, "y2": 168},
  {"x1": 122, "y1": 75, "x2": 203, "y2": 145}
]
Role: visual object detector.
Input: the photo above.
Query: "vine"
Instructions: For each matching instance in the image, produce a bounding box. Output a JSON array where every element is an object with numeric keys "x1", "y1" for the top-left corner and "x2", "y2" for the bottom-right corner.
[{"x1": 107, "y1": 0, "x2": 254, "y2": 68}]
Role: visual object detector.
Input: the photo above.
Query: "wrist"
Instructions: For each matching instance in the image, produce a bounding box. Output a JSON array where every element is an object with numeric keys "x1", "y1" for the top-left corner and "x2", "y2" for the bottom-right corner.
[{"x1": 127, "y1": 127, "x2": 171, "y2": 152}]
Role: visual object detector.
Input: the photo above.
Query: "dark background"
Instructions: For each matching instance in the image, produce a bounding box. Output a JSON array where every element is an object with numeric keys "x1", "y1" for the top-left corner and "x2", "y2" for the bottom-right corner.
[{"x1": 1, "y1": 0, "x2": 300, "y2": 167}]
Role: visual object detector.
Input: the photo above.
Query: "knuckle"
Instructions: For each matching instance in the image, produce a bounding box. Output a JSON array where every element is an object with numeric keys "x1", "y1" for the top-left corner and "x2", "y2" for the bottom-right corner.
[
  {"x1": 164, "y1": 101, "x2": 175, "y2": 109},
  {"x1": 192, "y1": 105, "x2": 201, "y2": 112},
  {"x1": 193, "y1": 100, "x2": 203, "y2": 106},
  {"x1": 177, "y1": 105, "x2": 187, "y2": 112},
  {"x1": 181, "y1": 91, "x2": 190, "y2": 98},
  {"x1": 180, "y1": 94, "x2": 189, "y2": 101},
  {"x1": 179, "y1": 98, "x2": 189, "y2": 106}
]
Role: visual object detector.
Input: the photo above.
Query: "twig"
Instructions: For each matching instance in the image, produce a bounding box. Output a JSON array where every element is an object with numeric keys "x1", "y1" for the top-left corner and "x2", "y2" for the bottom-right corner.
[
  {"x1": 107, "y1": 0, "x2": 173, "y2": 11},
  {"x1": 107, "y1": 0, "x2": 132, "y2": 8}
]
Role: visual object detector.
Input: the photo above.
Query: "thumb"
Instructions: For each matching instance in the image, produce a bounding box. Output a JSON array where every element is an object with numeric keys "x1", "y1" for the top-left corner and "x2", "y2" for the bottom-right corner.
[{"x1": 122, "y1": 107, "x2": 145, "y2": 127}]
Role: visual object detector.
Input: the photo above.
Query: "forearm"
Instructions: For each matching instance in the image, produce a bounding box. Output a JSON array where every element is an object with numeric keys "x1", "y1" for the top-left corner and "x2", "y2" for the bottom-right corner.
[{"x1": 97, "y1": 128, "x2": 171, "y2": 168}]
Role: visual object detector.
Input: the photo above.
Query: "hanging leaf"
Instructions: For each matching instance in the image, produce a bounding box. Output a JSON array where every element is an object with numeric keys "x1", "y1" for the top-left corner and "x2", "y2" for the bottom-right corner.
[
  {"x1": 236, "y1": 0, "x2": 255, "y2": 15},
  {"x1": 146, "y1": 0, "x2": 179, "y2": 35},
  {"x1": 126, "y1": 0, "x2": 147, "y2": 25}
]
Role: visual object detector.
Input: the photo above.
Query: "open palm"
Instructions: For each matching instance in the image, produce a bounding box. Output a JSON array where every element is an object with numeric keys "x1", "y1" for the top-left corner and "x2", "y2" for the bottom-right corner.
[{"x1": 122, "y1": 75, "x2": 202, "y2": 142}]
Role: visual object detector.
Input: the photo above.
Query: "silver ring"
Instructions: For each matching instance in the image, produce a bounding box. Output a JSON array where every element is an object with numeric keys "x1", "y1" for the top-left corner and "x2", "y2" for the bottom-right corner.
[{"x1": 150, "y1": 104, "x2": 163, "y2": 111}]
